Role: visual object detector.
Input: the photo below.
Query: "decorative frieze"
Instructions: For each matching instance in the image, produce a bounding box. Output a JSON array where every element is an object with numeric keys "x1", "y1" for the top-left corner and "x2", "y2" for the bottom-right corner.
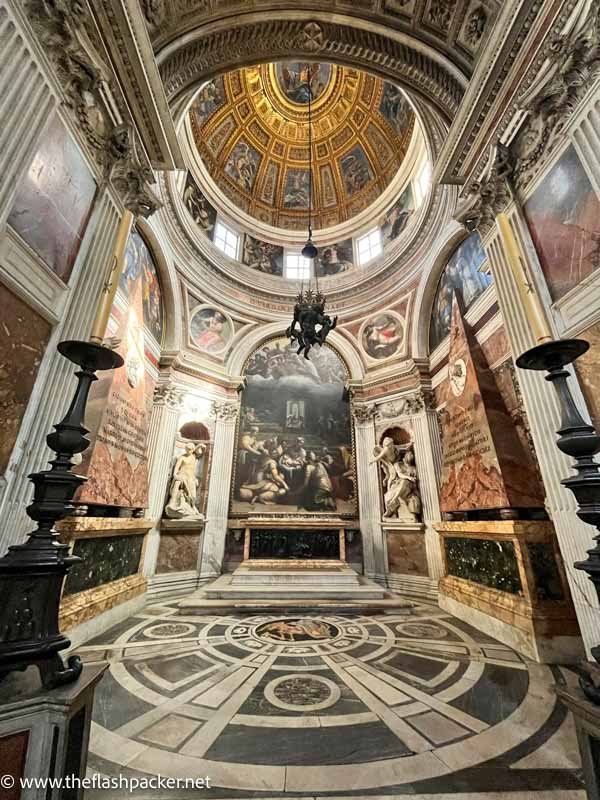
[
  {"x1": 458, "y1": 144, "x2": 514, "y2": 237},
  {"x1": 211, "y1": 400, "x2": 239, "y2": 422},
  {"x1": 375, "y1": 389, "x2": 434, "y2": 421}
]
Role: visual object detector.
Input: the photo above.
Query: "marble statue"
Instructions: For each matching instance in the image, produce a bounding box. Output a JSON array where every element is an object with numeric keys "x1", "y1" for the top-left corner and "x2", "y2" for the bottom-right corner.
[
  {"x1": 164, "y1": 442, "x2": 206, "y2": 519},
  {"x1": 371, "y1": 438, "x2": 422, "y2": 522}
]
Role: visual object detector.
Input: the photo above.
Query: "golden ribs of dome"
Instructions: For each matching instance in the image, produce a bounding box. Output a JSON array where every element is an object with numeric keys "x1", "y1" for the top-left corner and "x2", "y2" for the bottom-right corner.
[{"x1": 189, "y1": 62, "x2": 415, "y2": 231}]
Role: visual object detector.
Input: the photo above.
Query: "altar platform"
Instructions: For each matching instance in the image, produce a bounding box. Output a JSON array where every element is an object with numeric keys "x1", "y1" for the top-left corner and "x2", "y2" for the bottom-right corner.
[{"x1": 178, "y1": 560, "x2": 412, "y2": 614}]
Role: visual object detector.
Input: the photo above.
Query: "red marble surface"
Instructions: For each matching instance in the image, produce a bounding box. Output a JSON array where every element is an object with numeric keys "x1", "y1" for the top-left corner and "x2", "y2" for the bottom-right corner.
[
  {"x1": 0, "y1": 282, "x2": 52, "y2": 475},
  {"x1": 78, "y1": 281, "x2": 150, "y2": 508},
  {"x1": 440, "y1": 296, "x2": 544, "y2": 512},
  {"x1": 0, "y1": 730, "x2": 29, "y2": 800}
]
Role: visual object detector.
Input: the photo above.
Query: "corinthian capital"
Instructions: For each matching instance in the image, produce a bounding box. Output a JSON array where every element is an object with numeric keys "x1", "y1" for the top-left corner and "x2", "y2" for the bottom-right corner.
[
  {"x1": 212, "y1": 400, "x2": 239, "y2": 422},
  {"x1": 352, "y1": 403, "x2": 376, "y2": 424},
  {"x1": 153, "y1": 383, "x2": 184, "y2": 410}
]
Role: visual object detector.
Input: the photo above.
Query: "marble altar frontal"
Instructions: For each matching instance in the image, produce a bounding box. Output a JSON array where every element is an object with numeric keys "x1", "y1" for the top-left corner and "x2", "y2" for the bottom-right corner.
[{"x1": 440, "y1": 296, "x2": 544, "y2": 513}]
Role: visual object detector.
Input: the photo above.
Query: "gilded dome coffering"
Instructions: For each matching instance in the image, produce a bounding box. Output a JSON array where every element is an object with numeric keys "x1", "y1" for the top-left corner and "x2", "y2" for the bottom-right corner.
[{"x1": 189, "y1": 62, "x2": 415, "y2": 231}]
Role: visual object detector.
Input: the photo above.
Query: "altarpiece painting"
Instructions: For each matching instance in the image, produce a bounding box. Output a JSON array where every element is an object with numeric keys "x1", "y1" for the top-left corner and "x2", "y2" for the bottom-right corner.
[{"x1": 232, "y1": 339, "x2": 356, "y2": 516}]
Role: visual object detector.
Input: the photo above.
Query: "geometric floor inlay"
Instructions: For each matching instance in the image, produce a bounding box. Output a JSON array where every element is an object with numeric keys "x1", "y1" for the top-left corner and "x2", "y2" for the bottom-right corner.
[{"x1": 81, "y1": 597, "x2": 586, "y2": 798}]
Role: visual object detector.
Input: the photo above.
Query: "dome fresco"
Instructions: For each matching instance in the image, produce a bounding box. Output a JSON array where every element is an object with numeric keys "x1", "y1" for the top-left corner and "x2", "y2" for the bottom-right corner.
[{"x1": 189, "y1": 62, "x2": 415, "y2": 231}]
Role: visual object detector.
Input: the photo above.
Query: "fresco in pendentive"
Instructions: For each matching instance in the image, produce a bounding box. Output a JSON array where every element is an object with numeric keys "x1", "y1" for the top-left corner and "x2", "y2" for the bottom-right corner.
[
  {"x1": 340, "y1": 145, "x2": 374, "y2": 197},
  {"x1": 242, "y1": 235, "x2": 284, "y2": 275},
  {"x1": 379, "y1": 84, "x2": 413, "y2": 137},
  {"x1": 429, "y1": 233, "x2": 491, "y2": 352},
  {"x1": 275, "y1": 63, "x2": 331, "y2": 104},
  {"x1": 232, "y1": 339, "x2": 356, "y2": 516},
  {"x1": 189, "y1": 307, "x2": 233, "y2": 355},
  {"x1": 523, "y1": 145, "x2": 600, "y2": 302},
  {"x1": 315, "y1": 239, "x2": 354, "y2": 277},
  {"x1": 8, "y1": 113, "x2": 96, "y2": 282},
  {"x1": 183, "y1": 172, "x2": 217, "y2": 238},
  {"x1": 284, "y1": 169, "x2": 311, "y2": 209},
  {"x1": 361, "y1": 312, "x2": 405, "y2": 360},
  {"x1": 120, "y1": 230, "x2": 164, "y2": 345},
  {"x1": 225, "y1": 139, "x2": 262, "y2": 191},
  {"x1": 191, "y1": 76, "x2": 226, "y2": 127},
  {"x1": 381, "y1": 184, "x2": 415, "y2": 247}
]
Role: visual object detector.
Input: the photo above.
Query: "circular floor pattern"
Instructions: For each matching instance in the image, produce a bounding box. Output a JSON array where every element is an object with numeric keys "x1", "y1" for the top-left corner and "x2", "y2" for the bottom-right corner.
[{"x1": 85, "y1": 600, "x2": 582, "y2": 795}]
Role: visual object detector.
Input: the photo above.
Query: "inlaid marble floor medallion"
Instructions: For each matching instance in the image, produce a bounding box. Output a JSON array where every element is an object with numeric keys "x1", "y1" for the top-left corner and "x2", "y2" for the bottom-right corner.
[{"x1": 82, "y1": 598, "x2": 585, "y2": 798}]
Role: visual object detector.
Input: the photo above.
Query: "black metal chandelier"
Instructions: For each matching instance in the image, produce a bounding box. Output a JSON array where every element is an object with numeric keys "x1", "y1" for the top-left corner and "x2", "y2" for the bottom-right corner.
[{"x1": 286, "y1": 79, "x2": 337, "y2": 359}]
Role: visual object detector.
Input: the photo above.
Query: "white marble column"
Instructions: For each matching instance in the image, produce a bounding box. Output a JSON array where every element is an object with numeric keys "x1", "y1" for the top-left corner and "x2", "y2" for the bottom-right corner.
[
  {"x1": 353, "y1": 404, "x2": 385, "y2": 579},
  {"x1": 0, "y1": 1, "x2": 57, "y2": 231},
  {"x1": 199, "y1": 400, "x2": 239, "y2": 580},
  {"x1": 485, "y1": 212, "x2": 599, "y2": 656},
  {"x1": 0, "y1": 191, "x2": 122, "y2": 554},
  {"x1": 142, "y1": 383, "x2": 185, "y2": 578},
  {"x1": 412, "y1": 407, "x2": 445, "y2": 581}
]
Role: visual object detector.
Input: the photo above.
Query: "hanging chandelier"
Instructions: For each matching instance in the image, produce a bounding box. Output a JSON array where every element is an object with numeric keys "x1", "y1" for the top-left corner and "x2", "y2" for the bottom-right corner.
[{"x1": 286, "y1": 77, "x2": 337, "y2": 360}]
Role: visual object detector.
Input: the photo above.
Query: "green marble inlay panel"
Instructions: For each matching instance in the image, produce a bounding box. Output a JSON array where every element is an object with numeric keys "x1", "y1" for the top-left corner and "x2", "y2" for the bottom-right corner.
[
  {"x1": 445, "y1": 537, "x2": 522, "y2": 595},
  {"x1": 527, "y1": 542, "x2": 565, "y2": 601},
  {"x1": 64, "y1": 534, "x2": 144, "y2": 596}
]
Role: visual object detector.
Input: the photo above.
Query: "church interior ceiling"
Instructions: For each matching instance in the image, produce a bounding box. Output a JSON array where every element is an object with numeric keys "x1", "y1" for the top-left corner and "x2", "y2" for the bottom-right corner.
[{"x1": 189, "y1": 63, "x2": 415, "y2": 230}]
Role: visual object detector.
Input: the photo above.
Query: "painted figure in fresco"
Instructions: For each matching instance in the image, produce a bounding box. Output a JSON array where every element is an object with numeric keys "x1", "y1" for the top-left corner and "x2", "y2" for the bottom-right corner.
[
  {"x1": 165, "y1": 443, "x2": 206, "y2": 519},
  {"x1": 190, "y1": 308, "x2": 230, "y2": 354},
  {"x1": 237, "y1": 426, "x2": 267, "y2": 486},
  {"x1": 279, "y1": 63, "x2": 328, "y2": 104},
  {"x1": 239, "y1": 448, "x2": 289, "y2": 505},
  {"x1": 379, "y1": 83, "x2": 411, "y2": 136},
  {"x1": 183, "y1": 179, "x2": 215, "y2": 236},
  {"x1": 226, "y1": 141, "x2": 259, "y2": 191},
  {"x1": 284, "y1": 171, "x2": 310, "y2": 208},
  {"x1": 371, "y1": 439, "x2": 422, "y2": 522},
  {"x1": 193, "y1": 78, "x2": 225, "y2": 125},
  {"x1": 243, "y1": 236, "x2": 283, "y2": 275},
  {"x1": 341, "y1": 148, "x2": 373, "y2": 197},
  {"x1": 362, "y1": 314, "x2": 403, "y2": 359},
  {"x1": 316, "y1": 243, "x2": 353, "y2": 276},
  {"x1": 287, "y1": 298, "x2": 338, "y2": 359},
  {"x1": 299, "y1": 451, "x2": 337, "y2": 511}
]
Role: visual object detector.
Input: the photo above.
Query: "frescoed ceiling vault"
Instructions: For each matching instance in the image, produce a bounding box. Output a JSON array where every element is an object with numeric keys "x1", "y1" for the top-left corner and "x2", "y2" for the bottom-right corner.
[{"x1": 189, "y1": 63, "x2": 415, "y2": 230}]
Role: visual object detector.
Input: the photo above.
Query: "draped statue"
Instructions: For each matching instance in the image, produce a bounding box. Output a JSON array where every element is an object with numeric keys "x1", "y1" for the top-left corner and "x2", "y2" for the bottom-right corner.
[
  {"x1": 164, "y1": 442, "x2": 206, "y2": 519},
  {"x1": 371, "y1": 438, "x2": 422, "y2": 522}
]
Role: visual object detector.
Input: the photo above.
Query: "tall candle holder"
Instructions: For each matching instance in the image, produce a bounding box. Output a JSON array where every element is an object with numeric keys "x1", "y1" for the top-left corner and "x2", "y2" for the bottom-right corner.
[
  {"x1": 0, "y1": 340, "x2": 123, "y2": 689},
  {"x1": 516, "y1": 338, "x2": 600, "y2": 703}
]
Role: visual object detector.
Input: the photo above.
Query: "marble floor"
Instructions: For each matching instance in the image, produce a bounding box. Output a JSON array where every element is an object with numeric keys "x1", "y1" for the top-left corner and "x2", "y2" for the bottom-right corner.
[{"x1": 81, "y1": 596, "x2": 586, "y2": 799}]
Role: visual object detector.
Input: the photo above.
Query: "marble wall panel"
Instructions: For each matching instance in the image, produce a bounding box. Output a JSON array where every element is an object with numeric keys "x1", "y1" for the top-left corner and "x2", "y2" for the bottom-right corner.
[
  {"x1": 63, "y1": 534, "x2": 144, "y2": 595},
  {"x1": 0, "y1": 282, "x2": 52, "y2": 476},
  {"x1": 156, "y1": 532, "x2": 201, "y2": 573},
  {"x1": 386, "y1": 531, "x2": 428, "y2": 575}
]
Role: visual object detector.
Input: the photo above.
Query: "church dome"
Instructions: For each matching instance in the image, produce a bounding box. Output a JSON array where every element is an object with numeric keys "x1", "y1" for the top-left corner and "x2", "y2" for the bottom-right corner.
[{"x1": 187, "y1": 62, "x2": 416, "y2": 231}]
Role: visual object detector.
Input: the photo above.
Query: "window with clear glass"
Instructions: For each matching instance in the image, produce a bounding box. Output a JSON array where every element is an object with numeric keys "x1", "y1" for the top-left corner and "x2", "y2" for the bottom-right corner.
[
  {"x1": 285, "y1": 252, "x2": 312, "y2": 280},
  {"x1": 357, "y1": 228, "x2": 382, "y2": 265},
  {"x1": 214, "y1": 221, "x2": 239, "y2": 259}
]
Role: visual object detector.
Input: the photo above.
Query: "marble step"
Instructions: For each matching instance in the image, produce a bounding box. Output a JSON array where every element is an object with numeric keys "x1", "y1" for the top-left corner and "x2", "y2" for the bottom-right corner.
[
  {"x1": 230, "y1": 569, "x2": 361, "y2": 586},
  {"x1": 196, "y1": 574, "x2": 386, "y2": 601}
]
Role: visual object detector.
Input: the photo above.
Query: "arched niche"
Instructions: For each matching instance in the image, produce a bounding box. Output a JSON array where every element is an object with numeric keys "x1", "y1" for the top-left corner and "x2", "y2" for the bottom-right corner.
[
  {"x1": 379, "y1": 426, "x2": 412, "y2": 447},
  {"x1": 232, "y1": 335, "x2": 356, "y2": 517},
  {"x1": 179, "y1": 421, "x2": 211, "y2": 441}
]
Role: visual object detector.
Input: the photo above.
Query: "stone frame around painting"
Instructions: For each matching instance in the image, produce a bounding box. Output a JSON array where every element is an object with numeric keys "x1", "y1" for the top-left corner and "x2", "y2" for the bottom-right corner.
[
  {"x1": 358, "y1": 307, "x2": 408, "y2": 365},
  {"x1": 228, "y1": 337, "x2": 359, "y2": 521}
]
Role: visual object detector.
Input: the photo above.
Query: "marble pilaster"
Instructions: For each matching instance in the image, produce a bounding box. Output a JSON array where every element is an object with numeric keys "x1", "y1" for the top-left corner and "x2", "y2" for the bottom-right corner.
[
  {"x1": 142, "y1": 382, "x2": 185, "y2": 578},
  {"x1": 198, "y1": 400, "x2": 239, "y2": 579},
  {"x1": 411, "y1": 408, "x2": 444, "y2": 581},
  {"x1": 353, "y1": 404, "x2": 384, "y2": 579},
  {"x1": 485, "y1": 210, "x2": 599, "y2": 656}
]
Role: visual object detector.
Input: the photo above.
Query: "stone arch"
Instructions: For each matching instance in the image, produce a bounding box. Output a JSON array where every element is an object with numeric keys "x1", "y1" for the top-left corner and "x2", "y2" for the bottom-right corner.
[
  {"x1": 158, "y1": 14, "x2": 467, "y2": 127},
  {"x1": 226, "y1": 322, "x2": 365, "y2": 381}
]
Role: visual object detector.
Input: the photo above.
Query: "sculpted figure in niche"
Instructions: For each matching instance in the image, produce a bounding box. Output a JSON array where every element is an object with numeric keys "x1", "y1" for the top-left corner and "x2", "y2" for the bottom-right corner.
[
  {"x1": 371, "y1": 438, "x2": 422, "y2": 522},
  {"x1": 165, "y1": 442, "x2": 206, "y2": 519}
]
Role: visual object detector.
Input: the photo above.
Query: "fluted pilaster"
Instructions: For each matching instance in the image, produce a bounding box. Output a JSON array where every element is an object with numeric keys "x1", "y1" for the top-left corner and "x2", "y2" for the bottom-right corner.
[
  {"x1": 353, "y1": 404, "x2": 385, "y2": 579},
  {"x1": 412, "y1": 409, "x2": 444, "y2": 580},
  {"x1": 142, "y1": 384, "x2": 185, "y2": 577},
  {"x1": 199, "y1": 401, "x2": 239, "y2": 579}
]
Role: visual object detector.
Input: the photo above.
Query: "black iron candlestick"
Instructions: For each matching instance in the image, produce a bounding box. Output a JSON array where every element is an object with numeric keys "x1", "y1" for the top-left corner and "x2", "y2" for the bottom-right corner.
[
  {"x1": 516, "y1": 338, "x2": 600, "y2": 703},
  {"x1": 0, "y1": 340, "x2": 123, "y2": 690}
]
